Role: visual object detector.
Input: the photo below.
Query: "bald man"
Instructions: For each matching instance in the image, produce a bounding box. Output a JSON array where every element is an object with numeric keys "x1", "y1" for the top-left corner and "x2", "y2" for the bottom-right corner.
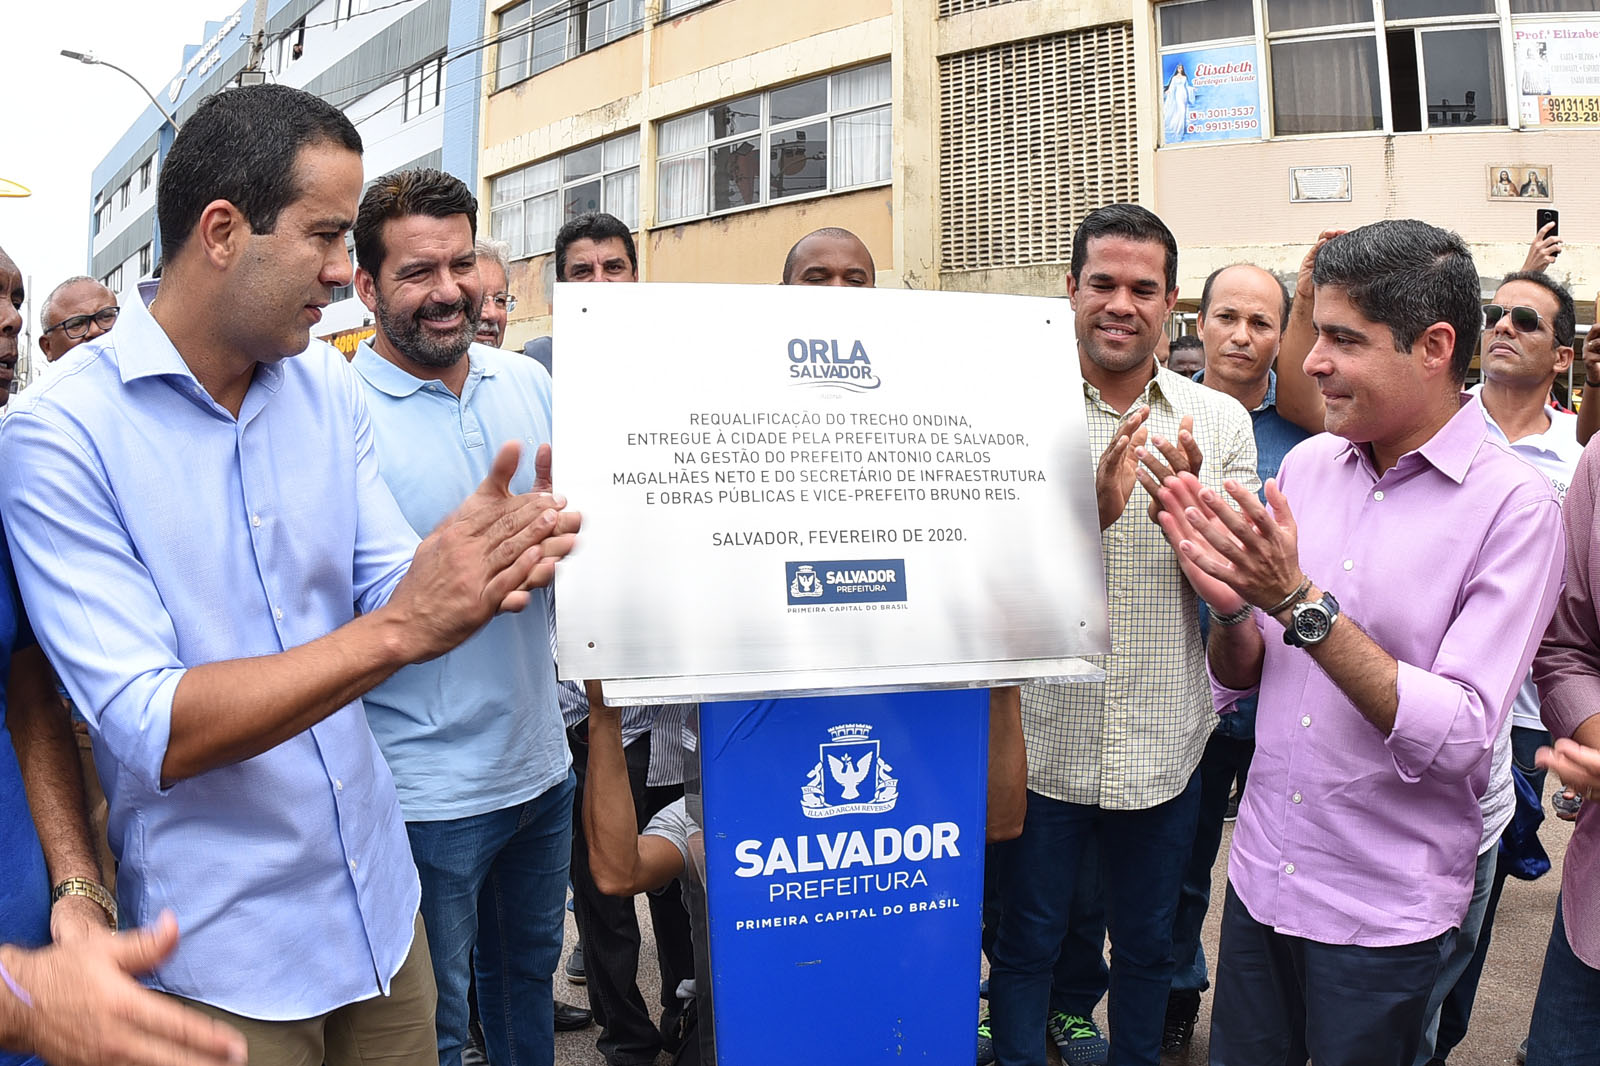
[
  {"x1": 37, "y1": 278, "x2": 118, "y2": 362},
  {"x1": 1160, "y1": 262, "x2": 1312, "y2": 1053},
  {"x1": 781, "y1": 227, "x2": 875, "y2": 287}
]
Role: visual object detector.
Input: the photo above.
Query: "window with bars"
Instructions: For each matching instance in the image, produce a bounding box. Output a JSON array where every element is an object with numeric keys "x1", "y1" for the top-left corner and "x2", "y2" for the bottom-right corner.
[
  {"x1": 939, "y1": 26, "x2": 1137, "y2": 272},
  {"x1": 937, "y1": 0, "x2": 1022, "y2": 17},
  {"x1": 489, "y1": 131, "x2": 640, "y2": 259},
  {"x1": 405, "y1": 56, "x2": 445, "y2": 121},
  {"x1": 654, "y1": 61, "x2": 892, "y2": 225},
  {"x1": 494, "y1": 0, "x2": 645, "y2": 88}
]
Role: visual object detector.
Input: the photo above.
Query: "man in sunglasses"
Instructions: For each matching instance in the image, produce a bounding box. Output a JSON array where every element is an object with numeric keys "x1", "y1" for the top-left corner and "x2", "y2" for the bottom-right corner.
[
  {"x1": 36, "y1": 278, "x2": 117, "y2": 363},
  {"x1": 1415, "y1": 273, "x2": 1583, "y2": 1066},
  {"x1": 1146, "y1": 221, "x2": 1566, "y2": 1066}
]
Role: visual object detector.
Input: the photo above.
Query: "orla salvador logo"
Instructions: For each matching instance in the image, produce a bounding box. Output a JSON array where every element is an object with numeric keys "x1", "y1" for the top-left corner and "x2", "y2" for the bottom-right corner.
[
  {"x1": 802, "y1": 724, "x2": 899, "y2": 818},
  {"x1": 789, "y1": 564, "x2": 824, "y2": 599},
  {"x1": 788, "y1": 337, "x2": 882, "y2": 392}
]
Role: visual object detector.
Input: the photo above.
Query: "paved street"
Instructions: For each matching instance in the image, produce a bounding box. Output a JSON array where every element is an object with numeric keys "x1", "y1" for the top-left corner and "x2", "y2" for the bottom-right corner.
[{"x1": 551, "y1": 812, "x2": 1572, "y2": 1065}]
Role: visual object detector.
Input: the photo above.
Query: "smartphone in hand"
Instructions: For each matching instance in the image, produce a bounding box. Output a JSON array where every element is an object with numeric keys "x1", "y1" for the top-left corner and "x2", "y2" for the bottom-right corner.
[{"x1": 1537, "y1": 208, "x2": 1560, "y2": 241}]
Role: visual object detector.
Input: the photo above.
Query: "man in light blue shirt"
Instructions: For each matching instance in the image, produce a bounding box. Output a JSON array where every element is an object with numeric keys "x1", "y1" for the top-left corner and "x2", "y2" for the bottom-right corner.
[
  {"x1": 0, "y1": 86, "x2": 578, "y2": 1066},
  {"x1": 349, "y1": 169, "x2": 575, "y2": 1066}
]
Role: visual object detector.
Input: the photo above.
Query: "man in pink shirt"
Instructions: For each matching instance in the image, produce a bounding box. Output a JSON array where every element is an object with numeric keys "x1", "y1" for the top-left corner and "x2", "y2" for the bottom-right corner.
[
  {"x1": 1142, "y1": 219, "x2": 1566, "y2": 1066},
  {"x1": 1530, "y1": 425, "x2": 1600, "y2": 1065}
]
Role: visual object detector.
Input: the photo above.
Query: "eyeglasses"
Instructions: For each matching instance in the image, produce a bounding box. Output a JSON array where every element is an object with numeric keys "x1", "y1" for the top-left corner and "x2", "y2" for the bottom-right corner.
[
  {"x1": 487, "y1": 292, "x2": 517, "y2": 312},
  {"x1": 42, "y1": 305, "x2": 119, "y2": 339},
  {"x1": 1482, "y1": 304, "x2": 1548, "y2": 334}
]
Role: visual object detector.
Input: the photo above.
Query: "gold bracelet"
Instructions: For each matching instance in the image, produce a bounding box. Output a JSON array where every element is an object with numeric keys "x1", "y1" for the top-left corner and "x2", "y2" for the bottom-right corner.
[{"x1": 51, "y1": 877, "x2": 117, "y2": 930}]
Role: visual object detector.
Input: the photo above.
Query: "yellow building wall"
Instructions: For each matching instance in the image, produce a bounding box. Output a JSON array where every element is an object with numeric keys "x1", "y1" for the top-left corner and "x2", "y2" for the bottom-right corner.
[
  {"x1": 653, "y1": 0, "x2": 891, "y2": 86},
  {"x1": 483, "y1": 34, "x2": 645, "y2": 153}
]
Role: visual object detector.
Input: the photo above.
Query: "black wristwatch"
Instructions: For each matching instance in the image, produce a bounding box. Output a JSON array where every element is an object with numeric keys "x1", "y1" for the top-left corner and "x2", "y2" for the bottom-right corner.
[{"x1": 1283, "y1": 591, "x2": 1340, "y2": 648}]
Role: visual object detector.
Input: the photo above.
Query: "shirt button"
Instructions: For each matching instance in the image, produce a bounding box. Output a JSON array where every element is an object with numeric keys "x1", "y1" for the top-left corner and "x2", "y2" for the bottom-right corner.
[
  {"x1": 349, "y1": 859, "x2": 359, "y2": 872},
  {"x1": 1301, "y1": 715, "x2": 1312, "y2": 727},
  {"x1": 251, "y1": 514, "x2": 262, "y2": 528},
  {"x1": 1285, "y1": 863, "x2": 1296, "y2": 874},
  {"x1": 1343, "y1": 560, "x2": 1354, "y2": 571},
  {"x1": 1292, "y1": 791, "x2": 1303, "y2": 803},
  {"x1": 274, "y1": 607, "x2": 284, "y2": 621},
  {"x1": 335, "y1": 779, "x2": 344, "y2": 792},
  {"x1": 1373, "y1": 490, "x2": 1385, "y2": 501}
]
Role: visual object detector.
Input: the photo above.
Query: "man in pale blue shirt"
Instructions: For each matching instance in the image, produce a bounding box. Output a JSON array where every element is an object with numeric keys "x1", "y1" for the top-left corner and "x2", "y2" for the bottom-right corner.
[
  {"x1": 348, "y1": 168, "x2": 576, "y2": 1066},
  {"x1": 0, "y1": 86, "x2": 579, "y2": 1066}
]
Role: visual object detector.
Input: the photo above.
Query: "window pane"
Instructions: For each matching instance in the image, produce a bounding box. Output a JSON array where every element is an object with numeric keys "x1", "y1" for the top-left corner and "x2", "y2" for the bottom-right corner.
[
  {"x1": 1422, "y1": 28, "x2": 1506, "y2": 127},
  {"x1": 1266, "y1": 0, "x2": 1372, "y2": 32},
  {"x1": 525, "y1": 191, "x2": 560, "y2": 254},
  {"x1": 565, "y1": 143, "x2": 603, "y2": 181},
  {"x1": 770, "y1": 121, "x2": 827, "y2": 201},
  {"x1": 604, "y1": 169, "x2": 640, "y2": 228},
  {"x1": 710, "y1": 95, "x2": 760, "y2": 139},
  {"x1": 603, "y1": 131, "x2": 641, "y2": 169},
  {"x1": 497, "y1": 2, "x2": 530, "y2": 86},
  {"x1": 769, "y1": 76, "x2": 827, "y2": 125},
  {"x1": 1512, "y1": 0, "x2": 1597, "y2": 11},
  {"x1": 1386, "y1": 0, "x2": 1491, "y2": 16},
  {"x1": 526, "y1": 159, "x2": 560, "y2": 194},
  {"x1": 492, "y1": 169, "x2": 524, "y2": 206},
  {"x1": 832, "y1": 61, "x2": 892, "y2": 109},
  {"x1": 1159, "y1": 0, "x2": 1255, "y2": 46},
  {"x1": 565, "y1": 178, "x2": 602, "y2": 220},
  {"x1": 1270, "y1": 36, "x2": 1381, "y2": 133},
  {"x1": 832, "y1": 106, "x2": 891, "y2": 187},
  {"x1": 712, "y1": 135, "x2": 762, "y2": 211},
  {"x1": 491, "y1": 203, "x2": 523, "y2": 259},
  {"x1": 531, "y1": 0, "x2": 568, "y2": 75},
  {"x1": 659, "y1": 112, "x2": 707, "y2": 153},
  {"x1": 657, "y1": 156, "x2": 707, "y2": 221}
]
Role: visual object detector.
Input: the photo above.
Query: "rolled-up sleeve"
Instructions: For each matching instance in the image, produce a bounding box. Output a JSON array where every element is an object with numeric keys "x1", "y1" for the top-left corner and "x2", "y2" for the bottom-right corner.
[
  {"x1": 1536, "y1": 444, "x2": 1600, "y2": 741},
  {"x1": 0, "y1": 410, "x2": 185, "y2": 794},
  {"x1": 1387, "y1": 495, "x2": 1565, "y2": 782}
]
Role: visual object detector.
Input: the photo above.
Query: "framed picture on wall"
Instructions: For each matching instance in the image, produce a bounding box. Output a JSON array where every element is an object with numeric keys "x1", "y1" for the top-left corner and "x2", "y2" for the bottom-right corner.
[{"x1": 1488, "y1": 164, "x2": 1552, "y2": 202}]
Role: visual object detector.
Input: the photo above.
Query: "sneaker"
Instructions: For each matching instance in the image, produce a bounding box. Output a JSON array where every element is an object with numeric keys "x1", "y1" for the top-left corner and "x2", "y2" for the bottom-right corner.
[
  {"x1": 1047, "y1": 1012, "x2": 1109, "y2": 1066},
  {"x1": 564, "y1": 943, "x2": 586, "y2": 984},
  {"x1": 1162, "y1": 989, "x2": 1200, "y2": 1052},
  {"x1": 1223, "y1": 790, "x2": 1240, "y2": 822},
  {"x1": 976, "y1": 1003, "x2": 996, "y2": 1066}
]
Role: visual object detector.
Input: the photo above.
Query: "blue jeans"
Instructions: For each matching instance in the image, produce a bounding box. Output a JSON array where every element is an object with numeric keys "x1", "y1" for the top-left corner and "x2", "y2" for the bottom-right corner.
[
  {"x1": 1413, "y1": 843, "x2": 1496, "y2": 1063},
  {"x1": 989, "y1": 777, "x2": 1201, "y2": 1066},
  {"x1": 1172, "y1": 729, "x2": 1254, "y2": 993},
  {"x1": 1526, "y1": 894, "x2": 1600, "y2": 1066},
  {"x1": 407, "y1": 771, "x2": 575, "y2": 1066}
]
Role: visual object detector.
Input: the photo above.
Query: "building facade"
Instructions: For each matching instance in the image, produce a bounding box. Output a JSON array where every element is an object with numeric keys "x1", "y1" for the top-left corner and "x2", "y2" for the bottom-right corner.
[
  {"x1": 88, "y1": 0, "x2": 491, "y2": 344},
  {"x1": 477, "y1": 0, "x2": 1598, "y2": 348}
]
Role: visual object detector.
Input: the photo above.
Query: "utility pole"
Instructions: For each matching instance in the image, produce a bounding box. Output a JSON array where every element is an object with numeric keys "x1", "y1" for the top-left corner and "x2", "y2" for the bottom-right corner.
[{"x1": 244, "y1": 0, "x2": 271, "y2": 78}]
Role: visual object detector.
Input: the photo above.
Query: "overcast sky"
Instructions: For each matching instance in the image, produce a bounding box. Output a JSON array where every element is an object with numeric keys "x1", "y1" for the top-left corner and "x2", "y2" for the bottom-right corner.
[{"x1": 3, "y1": 0, "x2": 234, "y2": 351}]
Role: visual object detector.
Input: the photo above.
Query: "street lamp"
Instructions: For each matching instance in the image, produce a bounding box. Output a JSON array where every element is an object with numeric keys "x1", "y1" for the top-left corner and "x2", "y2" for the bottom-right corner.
[{"x1": 60, "y1": 50, "x2": 181, "y2": 132}]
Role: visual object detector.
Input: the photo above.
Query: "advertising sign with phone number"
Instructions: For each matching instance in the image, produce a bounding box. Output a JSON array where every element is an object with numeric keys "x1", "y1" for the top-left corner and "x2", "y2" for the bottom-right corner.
[
  {"x1": 1515, "y1": 21, "x2": 1600, "y2": 127},
  {"x1": 1159, "y1": 43, "x2": 1263, "y2": 146}
]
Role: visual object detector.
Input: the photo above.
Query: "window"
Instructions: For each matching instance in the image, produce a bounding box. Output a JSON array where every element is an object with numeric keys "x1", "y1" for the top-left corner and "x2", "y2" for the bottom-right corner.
[
  {"x1": 118, "y1": 180, "x2": 130, "y2": 209},
  {"x1": 138, "y1": 244, "x2": 153, "y2": 277},
  {"x1": 94, "y1": 201, "x2": 110, "y2": 236},
  {"x1": 489, "y1": 131, "x2": 640, "y2": 258},
  {"x1": 495, "y1": 0, "x2": 644, "y2": 88},
  {"x1": 661, "y1": 0, "x2": 713, "y2": 14},
  {"x1": 405, "y1": 56, "x2": 445, "y2": 120},
  {"x1": 655, "y1": 61, "x2": 891, "y2": 224},
  {"x1": 104, "y1": 267, "x2": 122, "y2": 293},
  {"x1": 1156, "y1": 0, "x2": 1517, "y2": 138},
  {"x1": 138, "y1": 157, "x2": 153, "y2": 192}
]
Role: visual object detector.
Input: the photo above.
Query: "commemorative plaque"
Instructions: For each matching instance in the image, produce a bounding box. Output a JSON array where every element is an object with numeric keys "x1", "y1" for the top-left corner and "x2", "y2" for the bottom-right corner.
[{"x1": 552, "y1": 283, "x2": 1108, "y2": 702}]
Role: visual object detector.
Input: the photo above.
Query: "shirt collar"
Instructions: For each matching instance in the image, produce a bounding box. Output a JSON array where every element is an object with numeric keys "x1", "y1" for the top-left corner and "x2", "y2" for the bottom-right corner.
[
  {"x1": 352, "y1": 341, "x2": 495, "y2": 398},
  {"x1": 1191, "y1": 368, "x2": 1278, "y2": 413},
  {"x1": 1468, "y1": 383, "x2": 1574, "y2": 459},
  {"x1": 1335, "y1": 392, "x2": 1486, "y2": 485},
  {"x1": 115, "y1": 295, "x2": 284, "y2": 395}
]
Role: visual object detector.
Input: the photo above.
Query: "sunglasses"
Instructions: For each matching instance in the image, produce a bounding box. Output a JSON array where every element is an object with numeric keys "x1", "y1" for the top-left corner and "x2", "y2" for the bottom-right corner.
[
  {"x1": 1482, "y1": 304, "x2": 1548, "y2": 334},
  {"x1": 42, "y1": 304, "x2": 119, "y2": 340}
]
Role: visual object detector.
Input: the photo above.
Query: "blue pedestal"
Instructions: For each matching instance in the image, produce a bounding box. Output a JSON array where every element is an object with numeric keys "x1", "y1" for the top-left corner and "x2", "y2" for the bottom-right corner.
[{"x1": 695, "y1": 689, "x2": 989, "y2": 1064}]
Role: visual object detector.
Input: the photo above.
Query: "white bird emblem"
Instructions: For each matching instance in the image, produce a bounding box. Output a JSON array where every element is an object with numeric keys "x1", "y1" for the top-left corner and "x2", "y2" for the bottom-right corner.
[{"x1": 827, "y1": 751, "x2": 873, "y2": 800}]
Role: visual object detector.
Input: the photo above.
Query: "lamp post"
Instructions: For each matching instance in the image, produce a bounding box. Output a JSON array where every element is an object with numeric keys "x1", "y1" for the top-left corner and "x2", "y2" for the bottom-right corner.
[{"x1": 60, "y1": 50, "x2": 181, "y2": 132}]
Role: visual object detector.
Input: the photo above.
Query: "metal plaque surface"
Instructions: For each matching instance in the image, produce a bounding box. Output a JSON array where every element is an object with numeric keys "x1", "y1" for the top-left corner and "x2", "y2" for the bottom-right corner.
[{"x1": 552, "y1": 283, "x2": 1109, "y2": 695}]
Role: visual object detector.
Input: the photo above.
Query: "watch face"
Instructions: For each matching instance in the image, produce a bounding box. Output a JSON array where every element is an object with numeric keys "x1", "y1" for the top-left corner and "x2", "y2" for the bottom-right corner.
[{"x1": 1295, "y1": 607, "x2": 1333, "y2": 644}]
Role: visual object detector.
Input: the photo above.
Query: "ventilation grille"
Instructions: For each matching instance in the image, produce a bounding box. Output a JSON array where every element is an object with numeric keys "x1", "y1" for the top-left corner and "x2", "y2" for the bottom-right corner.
[
  {"x1": 938, "y1": 0, "x2": 1023, "y2": 16},
  {"x1": 939, "y1": 24, "x2": 1138, "y2": 272}
]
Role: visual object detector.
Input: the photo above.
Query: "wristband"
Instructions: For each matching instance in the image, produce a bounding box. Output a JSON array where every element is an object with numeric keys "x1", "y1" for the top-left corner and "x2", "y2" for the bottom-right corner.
[
  {"x1": 1211, "y1": 603, "x2": 1254, "y2": 627},
  {"x1": 51, "y1": 877, "x2": 118, "y2": 930},
  {"x1": 0, "y1": 957, "x2": 33, "y2": 1008},
  {"x1": 1587, "y1": 378, "x2": 1600, "y2": 389},
  {"x1": 1263, "y1": 576, "x2": 1312, "y2": 617}
]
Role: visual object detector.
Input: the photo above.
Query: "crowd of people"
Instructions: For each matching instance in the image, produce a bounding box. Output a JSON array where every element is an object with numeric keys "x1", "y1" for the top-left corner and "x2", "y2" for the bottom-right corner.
[{"x1": 2, "y1": 79, "x2": 1600, "y2": 1066}]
